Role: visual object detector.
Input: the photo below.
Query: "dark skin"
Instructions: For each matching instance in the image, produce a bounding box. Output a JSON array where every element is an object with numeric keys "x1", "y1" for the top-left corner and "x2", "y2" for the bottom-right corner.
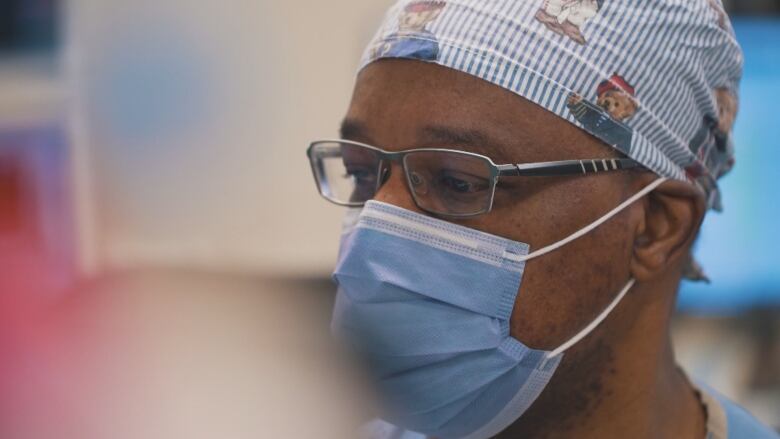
[{"x1": 341, "y1": 59, "x2": 709, "y2": 439}]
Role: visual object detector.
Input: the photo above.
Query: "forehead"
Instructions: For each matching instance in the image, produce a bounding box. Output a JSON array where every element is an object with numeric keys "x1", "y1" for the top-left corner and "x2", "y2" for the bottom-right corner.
[{"x1": 346, "y1": 59, "x2": 619, "y2": 163}]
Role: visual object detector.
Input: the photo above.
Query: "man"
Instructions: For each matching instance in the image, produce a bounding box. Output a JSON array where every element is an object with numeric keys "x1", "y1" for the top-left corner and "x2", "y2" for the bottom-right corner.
[{"x1": 307, "y1": 0, "x2": 778, "y2": 438}]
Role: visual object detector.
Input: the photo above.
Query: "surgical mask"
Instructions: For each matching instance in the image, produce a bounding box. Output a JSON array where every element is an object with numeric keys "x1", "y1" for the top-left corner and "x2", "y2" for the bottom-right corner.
[{"x1": 332, "y1": 178, "x2": 666, "y2": 439}]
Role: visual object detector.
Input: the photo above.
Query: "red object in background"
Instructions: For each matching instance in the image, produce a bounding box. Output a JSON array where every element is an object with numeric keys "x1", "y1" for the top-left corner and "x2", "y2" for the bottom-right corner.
[
  {"x1": 0, "y1": 127, "x2": 76, "y2": 298},
  {"x1": 0, "y1": 157, "x2": 25, "y2": 233}
]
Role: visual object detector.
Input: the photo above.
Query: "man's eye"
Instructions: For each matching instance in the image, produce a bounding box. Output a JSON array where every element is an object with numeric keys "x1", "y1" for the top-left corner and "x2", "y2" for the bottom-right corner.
[{"x1": 438, "y1": 172, "x2": 489, "y2": 194}]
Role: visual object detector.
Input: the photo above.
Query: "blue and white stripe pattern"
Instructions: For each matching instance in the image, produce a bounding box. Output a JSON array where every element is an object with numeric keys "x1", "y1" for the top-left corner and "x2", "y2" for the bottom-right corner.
[{"x1": 359, "y1": 0, "x2": 744, "y2": 211}]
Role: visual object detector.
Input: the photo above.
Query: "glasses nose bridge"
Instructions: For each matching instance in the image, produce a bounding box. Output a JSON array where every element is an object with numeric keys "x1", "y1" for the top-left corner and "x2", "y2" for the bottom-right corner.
[
  {"x1": 379, "y1": 149, "x2": 408, "y2": 165},
  {"x1": 375, "y1": 149, "x2": 412, "y2": 183},
  {"x1": 372, "y1": 150, "x2": 427, "y2": 214}
]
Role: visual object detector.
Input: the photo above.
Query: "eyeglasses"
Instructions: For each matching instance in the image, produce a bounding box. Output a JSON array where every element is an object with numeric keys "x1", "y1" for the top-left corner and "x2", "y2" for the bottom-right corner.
[{"x1": 307, "y1": 139, "x2": 643, "y2": 218}]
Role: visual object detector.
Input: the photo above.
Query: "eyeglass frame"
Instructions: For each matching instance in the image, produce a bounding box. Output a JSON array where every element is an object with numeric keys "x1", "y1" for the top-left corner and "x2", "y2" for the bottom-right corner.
[{"x1": 307, "y1": 139, "x2": 645, "y2": 218}]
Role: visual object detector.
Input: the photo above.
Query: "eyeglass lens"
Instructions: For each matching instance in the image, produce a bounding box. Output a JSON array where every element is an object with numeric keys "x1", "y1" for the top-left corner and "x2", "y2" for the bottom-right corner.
[{"x1": 310, "y1": 142, "x2": 494, "y2": 216}]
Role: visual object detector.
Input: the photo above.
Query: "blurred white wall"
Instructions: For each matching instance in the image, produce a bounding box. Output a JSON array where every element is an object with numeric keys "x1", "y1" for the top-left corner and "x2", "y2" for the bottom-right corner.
[{"x1": 68, "y1": 0, "x2": 392, "y2": 277}]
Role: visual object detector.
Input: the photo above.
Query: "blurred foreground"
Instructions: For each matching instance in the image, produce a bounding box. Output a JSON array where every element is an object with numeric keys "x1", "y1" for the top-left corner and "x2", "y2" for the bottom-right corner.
[{"x1": 0, "y1": 272, "x2": 373, "y2": 439}]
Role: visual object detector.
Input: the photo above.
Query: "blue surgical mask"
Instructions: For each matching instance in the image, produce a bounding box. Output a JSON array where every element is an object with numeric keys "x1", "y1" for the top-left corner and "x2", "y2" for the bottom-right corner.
[{"x1": 332, "y1": 178, "x2": 665, "y2": 439}]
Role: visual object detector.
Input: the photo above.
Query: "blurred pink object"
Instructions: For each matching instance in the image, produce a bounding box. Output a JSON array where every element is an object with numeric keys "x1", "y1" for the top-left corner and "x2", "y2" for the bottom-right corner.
[{"x1": 0, "y1": 271, "x2": 372, "y2": 439}]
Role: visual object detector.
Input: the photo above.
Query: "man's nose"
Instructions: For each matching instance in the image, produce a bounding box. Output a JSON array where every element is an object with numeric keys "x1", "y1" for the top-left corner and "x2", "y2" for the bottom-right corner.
[{"x1": 373, "y1": 163, "x2": 427, "y2": 215}]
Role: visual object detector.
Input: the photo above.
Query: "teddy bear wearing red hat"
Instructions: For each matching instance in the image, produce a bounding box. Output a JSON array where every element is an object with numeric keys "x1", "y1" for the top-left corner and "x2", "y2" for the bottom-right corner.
[{"x1": 566, "y1": 73, "x2": 638, "y2": 155}]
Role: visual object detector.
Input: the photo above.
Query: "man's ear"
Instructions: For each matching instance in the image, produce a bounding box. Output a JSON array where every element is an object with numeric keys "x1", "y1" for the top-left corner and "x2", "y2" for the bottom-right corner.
[{"x1": 630, "y1": 178, "x2": 707, "y2": 282}]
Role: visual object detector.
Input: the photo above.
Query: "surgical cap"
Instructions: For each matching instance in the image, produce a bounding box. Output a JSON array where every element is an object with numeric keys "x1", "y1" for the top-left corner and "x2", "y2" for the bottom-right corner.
[{"x1": 359, "y1": 0, "x2": 744, "y2": 212}]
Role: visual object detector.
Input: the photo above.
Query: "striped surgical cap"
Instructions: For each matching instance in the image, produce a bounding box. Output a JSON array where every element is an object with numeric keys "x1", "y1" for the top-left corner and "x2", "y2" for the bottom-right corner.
[{"x1": 360, "y1": 0, "x2": 744, "y2": 212}]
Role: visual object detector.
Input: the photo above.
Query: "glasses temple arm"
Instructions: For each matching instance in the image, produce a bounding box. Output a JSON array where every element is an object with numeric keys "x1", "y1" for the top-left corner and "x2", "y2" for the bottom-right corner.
[{"x1": 497, "y1": 158, "x2": 641, "y2": 177}]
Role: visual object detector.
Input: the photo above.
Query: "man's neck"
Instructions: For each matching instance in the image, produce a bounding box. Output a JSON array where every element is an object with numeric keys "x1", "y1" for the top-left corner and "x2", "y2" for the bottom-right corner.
[
  {"x1": 558, "y1": 343, "x2": 706, "y2": 439},
  {"x1": 494, "y1": 284, "x2": 707, "y2": 439}
]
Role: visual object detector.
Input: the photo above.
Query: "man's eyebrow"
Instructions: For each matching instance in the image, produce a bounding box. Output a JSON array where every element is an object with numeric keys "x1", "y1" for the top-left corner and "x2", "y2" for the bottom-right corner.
[
  {"x1": 339, "y1": 118, "x2": 371, "y2": 142},
  {"x1": 419, "y1": 125, "x2": 510, "y2": 158}
]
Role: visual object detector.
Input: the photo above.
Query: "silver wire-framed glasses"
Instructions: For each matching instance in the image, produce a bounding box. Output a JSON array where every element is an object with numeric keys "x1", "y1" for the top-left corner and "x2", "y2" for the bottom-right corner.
[{"x1": 307, "y1": 139, "x2": 643, "y2": 218}]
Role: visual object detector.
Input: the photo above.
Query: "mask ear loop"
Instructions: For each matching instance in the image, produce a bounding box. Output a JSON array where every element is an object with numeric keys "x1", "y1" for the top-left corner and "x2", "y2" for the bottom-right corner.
[
  {"x1": 508, "y1": 177, "x2": 667, "y2": 263},
  {"x1": 502, "y1": 177, "x2": 667, "y2": 362},
  {"x1": 546, "y1": 278, "x2": 636, "y2": 359}
]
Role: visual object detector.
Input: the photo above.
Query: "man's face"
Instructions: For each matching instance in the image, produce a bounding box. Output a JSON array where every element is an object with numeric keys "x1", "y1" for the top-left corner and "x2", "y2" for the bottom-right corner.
[{"x1": 343, "y1": 59, "x2": 646, "y2": 356}]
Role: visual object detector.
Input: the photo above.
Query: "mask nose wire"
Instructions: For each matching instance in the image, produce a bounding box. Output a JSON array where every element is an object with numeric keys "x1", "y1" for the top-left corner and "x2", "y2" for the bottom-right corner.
[{"x1": 504, "y1": 177, "x2": 668, "y2": 263}]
